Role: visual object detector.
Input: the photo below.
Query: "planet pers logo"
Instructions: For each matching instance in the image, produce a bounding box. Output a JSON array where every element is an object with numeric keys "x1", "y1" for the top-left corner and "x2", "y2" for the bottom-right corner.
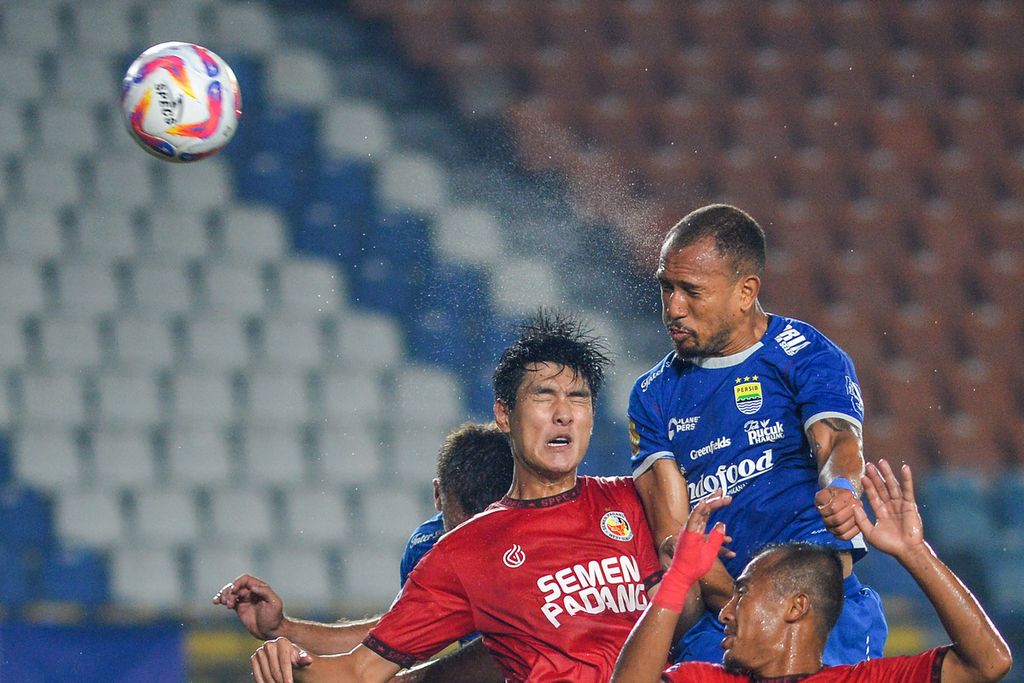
[{"x1": 734, "y1": 376, "x2": 763, "y2": 415}]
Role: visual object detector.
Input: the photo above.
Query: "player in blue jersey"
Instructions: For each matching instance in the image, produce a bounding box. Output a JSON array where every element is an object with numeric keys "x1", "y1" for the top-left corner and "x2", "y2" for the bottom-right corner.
[
  {"x1": 214, "y1": 422, "x2": 512, "y2": 656},
  {"x1": 629, "y1": 204, "x2": 887, "y2": 665}
]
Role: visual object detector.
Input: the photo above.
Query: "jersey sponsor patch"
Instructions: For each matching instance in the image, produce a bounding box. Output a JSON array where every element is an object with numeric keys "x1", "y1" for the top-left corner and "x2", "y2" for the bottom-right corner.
[
  {"x1": 536, "y1": 554, "x2": 649, "y2": 628},
  {"x1": 847, "y1": 375, "x2": 864, "y2": 414},
  {"x1": 628, "y1": 419, "x2": 640, "y2": 456},
  {"x1": 734, "y1": 377, "x2": 763, "y2": 415},
  {"x1": 743, "y1": 419, "x2": 784, "y2": 445},
  {"x1": 600, "y1": 511, "x2": 634, "y2": 541},
  {"x1": 668, "y1": 415, "x2": 700, "y2": 439},
  {"x1": 688, "y1": 449, "x2": 775, "y2": 503},
  {"x1": 503, "y1": 544, "x2": 526, "y2": 568},
  {"x1": 775, "y1": 323, "x2": 811, "y2": 356},
  {"x1": 689, "y1": 436, "x2": 731, "y2": 460}
]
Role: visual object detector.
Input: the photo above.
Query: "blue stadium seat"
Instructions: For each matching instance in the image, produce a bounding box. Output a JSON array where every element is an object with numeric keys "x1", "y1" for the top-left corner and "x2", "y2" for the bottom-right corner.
[
  {"x1": 991, "y1": 470, "x2": 1024, "y2": 534},
  {"x1": 407, "y1": 264, "x2": 493, "y2": 371},
  {"x1": 234, "y1": 151, "x2": 301, "y2": 212},
  {"x1": 255, "y1": 106, "x2": 319, "y2": 164},
  {"x1": 349, "y1": 212, "x2": 437, "y2": 314},
  {"x1": 40, "y1": 546, "x2": 110, "y2": 605},
  {"x1": 0, "y1": 434, "x2": 10, "y2": 485},
  {"x1": 317, "y1": 159, "x2": 377, "y2": 214},
  {"x1": 0, "y1": 544, "x2": 33, "y2": 606},
  {"x1": 366, "y1": 211, "x2": 435, "y2": 265},
  {"x1": 917, "y1": 470, "x2": 996, "y2": 555},
  {"x1": 0, "y1": 485, "x2": 53, "y2": 550},
  {"x1": 294, "y1": 201, "x2": 368, "y2": 264}
]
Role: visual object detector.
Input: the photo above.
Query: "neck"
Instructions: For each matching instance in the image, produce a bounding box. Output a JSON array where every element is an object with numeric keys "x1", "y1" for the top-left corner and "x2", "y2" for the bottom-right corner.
[
  {"x1": 753, "y1": 631, "x2": 824, "y2": 679},
  {"x1": 507, "y1": 470, "x2": 578, "y2": 501},
  {"x1": 719, "y1": 304, "x2": 769, "y2": 357}
]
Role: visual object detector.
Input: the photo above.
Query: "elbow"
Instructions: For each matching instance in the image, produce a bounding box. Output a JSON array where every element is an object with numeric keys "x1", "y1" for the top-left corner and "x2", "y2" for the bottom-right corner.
[{"x1": 975, "y1": 644, "x2": 1013, "y2": 683}]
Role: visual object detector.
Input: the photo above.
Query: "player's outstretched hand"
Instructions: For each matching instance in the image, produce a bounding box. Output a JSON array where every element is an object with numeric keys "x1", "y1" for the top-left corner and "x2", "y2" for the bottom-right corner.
[
  {"x1": 852, "y1": 460, "x2": 925, "y2": 561},
  {"x1": 251, "y1": 637, "x2": 314, "y2": 683},
  {"x1": 212, "y1": 574, "x2": 285, "y2": 640},
  {"x1": 653, "y1": 492, "x2": 731, "y2": 612}
]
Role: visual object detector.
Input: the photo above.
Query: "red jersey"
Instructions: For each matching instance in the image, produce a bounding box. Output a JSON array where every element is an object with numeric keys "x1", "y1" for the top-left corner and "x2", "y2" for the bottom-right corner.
[
  {"x1": 661, "y1": 646, "x2": 949, "y2": 683},
  {"x1": 364, "y1": 476, "x2": 662, "y2": 682}
]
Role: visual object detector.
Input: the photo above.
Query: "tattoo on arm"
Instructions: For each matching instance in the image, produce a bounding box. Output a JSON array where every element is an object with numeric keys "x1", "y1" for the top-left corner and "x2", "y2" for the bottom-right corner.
[{"x1": 806, "y1": 418, "x2": 862, "y2": 456}]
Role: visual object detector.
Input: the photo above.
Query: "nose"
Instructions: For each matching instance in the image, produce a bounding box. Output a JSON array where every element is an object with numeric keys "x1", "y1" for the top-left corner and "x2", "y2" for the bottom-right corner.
[
  {"x1": 718, "y1": 593, "x2": 737, "y2": 625},
  {"x1": 552, "y1": 396, "x2": 574, "y2": 425},
  {"x1": 664, "y1": 288, "x2": 688, "y2": 321}
]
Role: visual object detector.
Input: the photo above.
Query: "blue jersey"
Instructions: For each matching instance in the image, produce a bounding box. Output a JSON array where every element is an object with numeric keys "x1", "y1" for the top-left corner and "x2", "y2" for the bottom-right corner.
[
  {"x1": 628, "y1": 314, "x2": 867, "y2": 576},
  {"x1": 399, "y1": 512, "x2": 444, "y2": 587}
]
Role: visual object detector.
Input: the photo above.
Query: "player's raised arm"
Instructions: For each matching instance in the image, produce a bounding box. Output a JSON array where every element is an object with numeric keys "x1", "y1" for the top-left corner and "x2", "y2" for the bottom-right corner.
[
  {"x1": 213, "y1": 574, "x2": 380, "y2": 655},
  {"x1": 808, "y1": 416, "x2": 866, "y2": 541},
  {"x1": 853, "y1": 460, "x2": 1012, "y2": 683},
  {"x1": 611, "y1": 493, "x2": 730, "y2": 683}
]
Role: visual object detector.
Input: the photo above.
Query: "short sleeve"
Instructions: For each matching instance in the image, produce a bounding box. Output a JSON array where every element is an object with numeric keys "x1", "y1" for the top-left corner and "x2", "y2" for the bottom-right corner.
[
  {"x1": 621, "y1": 479, "x2": 664, "y2": 585},
  {"x1": 789, "y1": 338, "x2": 864, "y2": 432},
  {"x1": 661, "y1": 662, "x2": 744, "y2": 682},
  {"x1": 628, "y1": 370, "x2": 675, "y2": 479},
  {"x1": 364, "y1": 540, "x2": 476, "y2": 667},
  {"x1": 846, "y1": 646, "x2": 949, "y2": 682}
]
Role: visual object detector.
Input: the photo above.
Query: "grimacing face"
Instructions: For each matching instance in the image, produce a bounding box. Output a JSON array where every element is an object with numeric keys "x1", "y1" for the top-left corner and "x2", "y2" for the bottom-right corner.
[
  {"x1": 657, "y1": 237, "x2": 748, "y2": 359},
  {"x1": 494, "y1": 362, "x2": 594, "y2": 484},
  {"x1": 718, "y1": 555, "x2": 789, "y2": 674}
]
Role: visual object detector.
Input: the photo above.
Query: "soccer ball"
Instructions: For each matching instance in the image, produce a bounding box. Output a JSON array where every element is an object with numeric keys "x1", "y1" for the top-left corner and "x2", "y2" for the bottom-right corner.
[{"x1": 121, "y1": 42, "x2": 242, "y2": 162}]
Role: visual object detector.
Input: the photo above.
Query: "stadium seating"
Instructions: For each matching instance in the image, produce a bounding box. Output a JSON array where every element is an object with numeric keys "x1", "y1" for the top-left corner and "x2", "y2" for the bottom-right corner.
[{"x1": 1, "y1": 0, "x2": 1022, "y2": 675}]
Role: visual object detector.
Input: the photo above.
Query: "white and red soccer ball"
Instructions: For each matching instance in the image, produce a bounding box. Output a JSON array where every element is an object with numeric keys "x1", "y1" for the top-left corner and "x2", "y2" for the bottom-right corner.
[{"x1": 121, "y1": 42, "x2": 242, "y2": 162}]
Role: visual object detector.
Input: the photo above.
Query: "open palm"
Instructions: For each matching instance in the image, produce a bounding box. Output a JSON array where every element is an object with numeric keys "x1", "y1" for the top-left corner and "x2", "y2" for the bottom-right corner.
[{"x1": 853, "y1": 460, "x2": 925, "y2": 559}]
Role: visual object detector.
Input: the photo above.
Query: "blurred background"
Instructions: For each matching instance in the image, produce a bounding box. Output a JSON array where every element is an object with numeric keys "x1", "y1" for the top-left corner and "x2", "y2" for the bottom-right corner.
[{"x1": 0, "y1": 0, "x2": 1021, "y2": 680}]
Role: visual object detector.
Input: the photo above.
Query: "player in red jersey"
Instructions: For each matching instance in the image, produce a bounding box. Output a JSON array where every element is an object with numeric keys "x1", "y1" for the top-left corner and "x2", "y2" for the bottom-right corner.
[
  {"x1": 611, "y1": 460, "x2": 1013, "y2": 683},
  {"x1": 250, "y1": 311, "x2": 703, "y2": 683}
]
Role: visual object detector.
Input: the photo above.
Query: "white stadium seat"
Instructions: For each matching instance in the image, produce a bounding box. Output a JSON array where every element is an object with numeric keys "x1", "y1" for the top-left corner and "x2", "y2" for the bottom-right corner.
[
  {"x1": 162, "y1": 160, "x2": 233, "y2": 211},
  {"x1": 0, "y1": 52, "x2": 44, "y2": 103},
  {"x1": 244, "y1": 370, "x2": 311, "y2": 426},
  {"x1": 19, "y1": 157, "x2": 82, "y2": 206},
  {"x1": 72, "y1": 1, "x2": 136, "y2": 55},
  {"x1": 257, "y1": 316, "x2": 324, "y2": 370},
  {"x1": 200, "y1": 262, "x2": 267, "y2": 315},
  {"x1": 111, "y1": 315, "x2": 177, "y2": 372},
  {"x1": 75, "y1": 208, "x2": 139, "y2": 264},
  {"x1": 146, "y1": 208, "x2": 212, "y2": 262},
  {"x1": 0, "y1": 104, "x2": 26, "y2": 157},
  {"x1": 189, "y1": 544, "x2": 259, "y2": 602},
  {"x1": 37, "y1": 107, "x2": 100, "y2": 157},
  {"x1": 315, "y1": 424, "x2": 382, "y2": 487},
  {"x1": 20, "y1": 371, "x2": 87, "y2": 426},
  {"x1": 332, "y1": 311, "x2": 403, "y2": 371},
  {"x1": 221, "y1": 207, "x2": 287, "y2": 261},
  {"x1": 91, "y1": 426, "x2": 158, "y2": 488},
  {"x1": 322, "y1": 99, "x2": 393, "y2": 160},
  {"x1": 214, "y1": 1, "x2": 279, "y2": 55},
  {"x1": 320, "y1": 369, "x2": 385, "y2": 425},
  {"x1": 435, "y1": 205, "x2": 505, "y2": 266},
  {"x1": 340, "y1": 541, "x2": 403, "y2": 610},
  {"x1": 266, "y1": 49, "x2": 335, "y2": 108},
  {"x1": 132, "y1": 487, "x2": 201, "y2": 546},
  {"x1": 385, "y1": 425, "x2": 449, "y2": 484},
  {"x1": 111, "y1": 546, "x2": 184, "y2": 610},
  {"x1": 56, "y1": 489, "x2": 125, "y2": 548},
  {"x1": 238, "y1": 426, "x2": 308, "y2": 486},
  {"x1": 93, "y1": 372, "x2": 163, "y2": 426},
  {"x1": 275, "y1": 260, "x2": 347, "y2": 316},
  {"x1": 0, "y1": 314, "x2": 28, "y2": 371},
  {"x1": 358, "y1": 483, "x2": 432, "y2": 545},
  {"x1": 0, "y1": 261, "x2": 46, "y2": 315},
  {"x1": 91, "y1": 155, "x2": 154, "y2": 209},
  {"x1": 1, "y1": 5, "x2": 61, "y2": 54},
  {"x1": 207, "y1": 488, "x2": 275, "y2": 544},
  {"x1": 489, "y1": 257, "x2": 562, "y2": 315},
  {"x1": 183, "y1": 316, "x2": 249, "y2": 370},
  {"x1": 14, "y1": 427, "x2": 83, "y2": 492},
  {"x1": 54, "y1": 262, "x2": 122, "y2": 316},
  {"x1": 2, "y1": 206, "x2": 65, "y2": 261},
  {"x1": 52, "y1": 52, "x2": 119, "y2": 108},
  {"x1": 393, "y1": 365, "x2": 464, "y2": 429},
  {"x1": 282, "y1": 487, "x2": 352, "y2": 545},
  {"x1": 130, "y1": 261, "x2": 194, "y2": 315},
  {"x1": 168, "y1": 370, "x2": 238, "y2": 426},
  {"x1": 164, "y1": 424, "x2": 233, "y2": 486},
  {"x1": 377, "y1": 154, "x2": 447, "y2": 214},
  {"x1": 261, "y1": 547, "x2": 335, "y2": 610},
  {"x1": 37, "y1": 317, "x2": 104, "y2": 369}
]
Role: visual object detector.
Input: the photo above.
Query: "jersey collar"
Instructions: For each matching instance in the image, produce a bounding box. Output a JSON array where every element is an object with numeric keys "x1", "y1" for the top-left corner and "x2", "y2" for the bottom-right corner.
[{"x1": 500, "y1": 479, "x2": 582, "y2": 508}]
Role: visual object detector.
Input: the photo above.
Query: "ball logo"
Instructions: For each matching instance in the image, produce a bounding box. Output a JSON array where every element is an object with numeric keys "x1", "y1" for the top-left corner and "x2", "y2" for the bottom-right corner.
[
  {"x1": 503, "y1": 544, "x2": 526, "y2": 568},
  {"x1": 600, "y1": 511, "x2": 634, "y2": 542}
]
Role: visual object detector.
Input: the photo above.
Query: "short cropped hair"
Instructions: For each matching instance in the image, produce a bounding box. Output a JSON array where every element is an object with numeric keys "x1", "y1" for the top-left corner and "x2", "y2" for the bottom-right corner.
[
  {"x1": 492, "y1": 310, "x2": 611, "y2": 410},
  {"x1": 754, "y1": 542, "x2": 844, "y2": 641},
  {"x1": 437, "y1": 422, "x2": 513, "y2": 517},
  {"x1": 664, "y1": 204, "x2": 766, "y2": 280}
]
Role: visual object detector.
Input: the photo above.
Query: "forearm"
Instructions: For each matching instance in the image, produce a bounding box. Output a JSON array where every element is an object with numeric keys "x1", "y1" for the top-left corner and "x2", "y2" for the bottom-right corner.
[
  {"x1": 610, "y1": 604, "x2": 680, "y2": 683},
  {"x1": 697, "y1": 560, "x2": 734, "y2": 612},
  {"x1": 278, "y1": 615, "x2": 380, "y2": 655},
  {"x1": 898, "y1": 543, "x2": 1011, "y2": 682},
  {"x1": 812, "y1": 420, "x2": 865, "y2": 491},
  {"x1": 300, "y1": 645, "x2": 401, "y2": 683},
  {"x1": 635, "y1": 460, "x2": 690, "y2": 563}
]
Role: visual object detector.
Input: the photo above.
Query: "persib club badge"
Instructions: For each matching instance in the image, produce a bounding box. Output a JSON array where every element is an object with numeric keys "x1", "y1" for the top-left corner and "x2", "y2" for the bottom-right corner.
[
  {"x1": 600, "y1": 511, "x2": 634, "y2": 542},
  {"x1": 734, "y1": 376, "x2": 763, "y2": 415}
]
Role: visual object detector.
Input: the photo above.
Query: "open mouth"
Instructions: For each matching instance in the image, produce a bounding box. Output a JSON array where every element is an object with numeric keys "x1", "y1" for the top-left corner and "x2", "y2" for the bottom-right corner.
[{"x1": 547, "y1": 436, "x2": 572, "y2": 447}]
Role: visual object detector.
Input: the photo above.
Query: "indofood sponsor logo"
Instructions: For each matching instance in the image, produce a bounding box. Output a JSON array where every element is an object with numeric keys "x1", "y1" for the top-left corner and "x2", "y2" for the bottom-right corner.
[
  {"x1": 744, "y1": 419, "x2": 785, "y2": 445},
  {"x1": 689, "y1": 436, "x2": 731, "y2": 460},
  {"x1": 734, "y1": 376, "x2": 763, "y2": 415},
  {"x1": 668, "y1": 416, "x2": 699, "y2": 440},
  {"x1": 687, "y1": 450, "x2": 774, "y2": 503}
]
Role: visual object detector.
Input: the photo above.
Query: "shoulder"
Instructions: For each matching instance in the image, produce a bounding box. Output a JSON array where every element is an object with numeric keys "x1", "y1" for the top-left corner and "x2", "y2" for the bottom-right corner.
[
  {"x1": 580, "y1": 475, "x2": 644, "y2": 506},
  {"x1": 632, "y1": 351, "x2": 678, "y2": 396},
  {"x1": 406, "y1": 513, "x2": 444, "y2": 546},
  {"x1": 662, "y1": 661, "x2": 742, "y2": 682},
  {"x1": 764, "y1": 315, "x2": 852, "y2": 365}
]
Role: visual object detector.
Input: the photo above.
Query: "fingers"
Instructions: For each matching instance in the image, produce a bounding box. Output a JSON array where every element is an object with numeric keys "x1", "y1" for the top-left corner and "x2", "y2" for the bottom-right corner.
[
  {"x1": 252, "y1": 647, "x2": 270, "y2": 683},
  {"x1": 877, "y1": 459, "x2": 902, "y2": 501},
  {"x1": 214, "y1": 574, "x2": 261, "y2": 607},
  {"x1": 899, "y1": 462, "x2": 916, "y2": 505},
  {"x1": 860, "y1": 463, "x2": 886, "y2": 515},
  {"x1": 250, "y1": 639, "x2": 297, "y2": 683},
  {"x1": 852, "y1": 502, "x2": 874, "y2": 537},
  {"x1": 686, "y1": 493, "x2": 732, "y2": 534}
]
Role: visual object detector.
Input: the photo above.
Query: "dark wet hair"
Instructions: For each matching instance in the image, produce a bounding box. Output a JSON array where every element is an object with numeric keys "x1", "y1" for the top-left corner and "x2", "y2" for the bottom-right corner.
[
  {"x1": 664, "y1": 204, "x2": 766, "y2": 280},
  {"x1": 436, "y1": 422, "x2": 513, "y2": 517},
  {"x1": 492, "y1": 310, "x2": 611, "y2": 410},
  {"x1": 753, "y1": 542, "x2": 844, "y2": 641}
]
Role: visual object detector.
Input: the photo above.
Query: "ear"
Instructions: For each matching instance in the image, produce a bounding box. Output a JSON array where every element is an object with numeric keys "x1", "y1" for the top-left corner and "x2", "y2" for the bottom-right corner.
[
  {"x1": 737, "y1": 274, "x2": 761, "y2": 311},
  {"x1": 494, "y1": 399, "x2": 512, "y2": 433},
  {"x1": 432, "y1": 478, "x2": 442, "y2": 512},
  {"x1": 783, "y1": 593, "x2": 812, "y2": 624}
]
